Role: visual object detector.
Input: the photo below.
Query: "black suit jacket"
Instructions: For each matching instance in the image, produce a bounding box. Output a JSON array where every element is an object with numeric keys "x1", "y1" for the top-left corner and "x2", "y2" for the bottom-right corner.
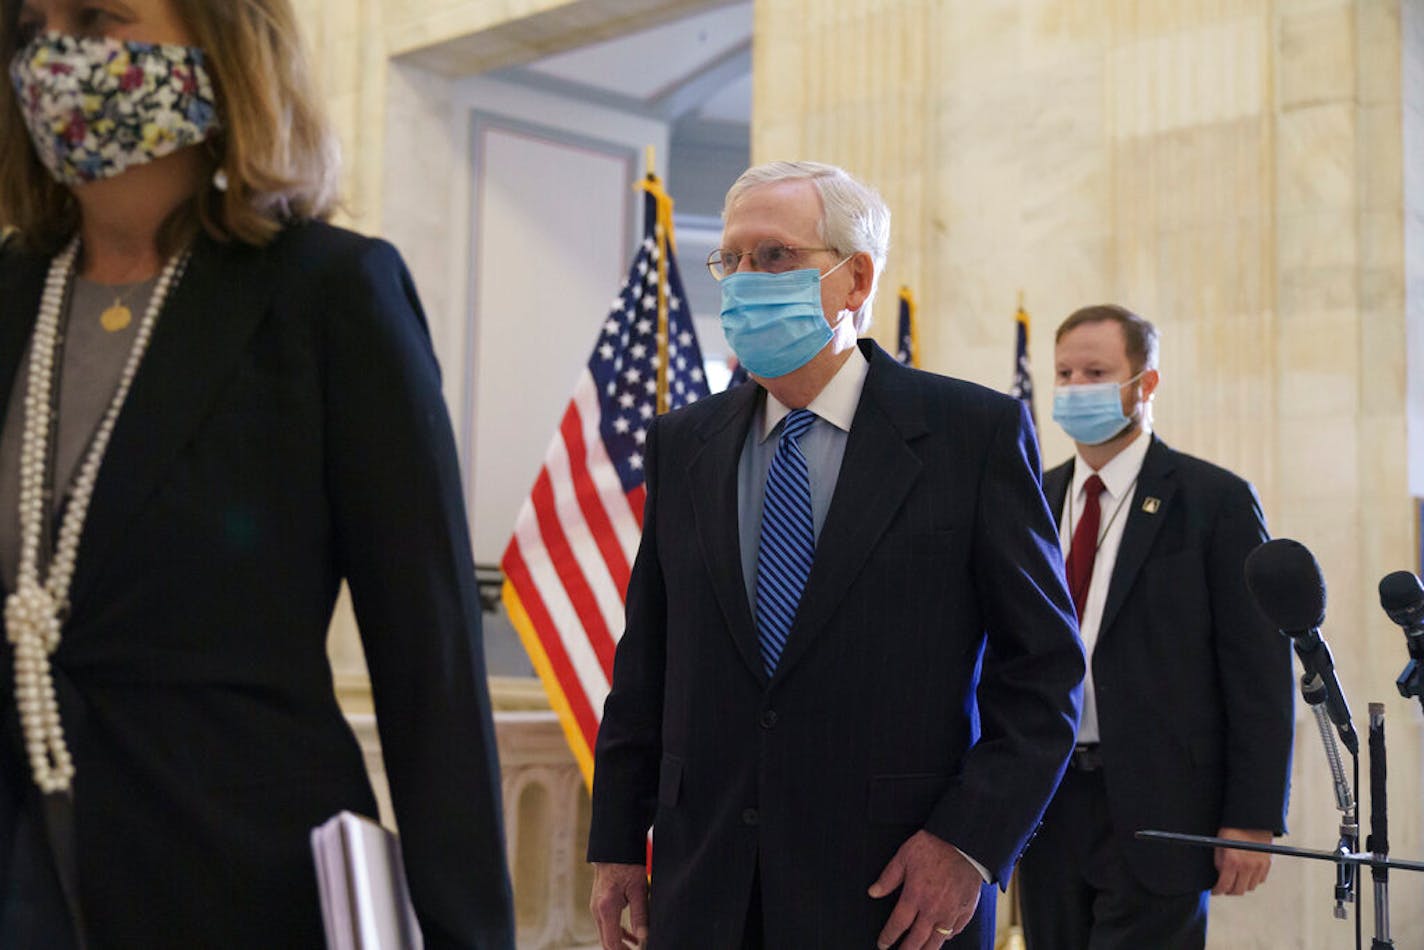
[
  {"x1": 0, "y1": 223, "x2": 514, "y2": 948},
  {"x1": 588, "y1": 340, "x2": 1085, "y2": 948},
  {"x1": 1041, "y1": 436, "x2": 1293, "y2": 895}
]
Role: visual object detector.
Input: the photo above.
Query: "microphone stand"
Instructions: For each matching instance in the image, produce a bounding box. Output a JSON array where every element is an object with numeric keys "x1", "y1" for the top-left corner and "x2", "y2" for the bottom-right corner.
[
  {"x1": 1140, "y1": 687, "x2": 1424, "y2": 950},
  {"x1": 1134, "y1": 831, "x2": 1424, "y2": 873},
  {"x1": 1300, "y1": 672, "x2": 1359, "y2": 922},
  {"x1": 1367, "y1": 703, "x2": 1392, "y2": 949}
]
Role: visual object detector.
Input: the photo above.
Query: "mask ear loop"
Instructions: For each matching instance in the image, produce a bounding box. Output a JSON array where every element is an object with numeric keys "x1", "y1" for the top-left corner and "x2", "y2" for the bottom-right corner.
[
  {"x1": 820, "y1": 253, "x2": 859, "y2": 332},
  {"x1": 820, "y1": 254, "x2": 852, "y2": 278},
  {"x1": 1119, "y1": 368, "x2": 1147, "y2": 390},
  {"x1": 1123, "y1": 367, "x2": 1155, "y2": 431}
]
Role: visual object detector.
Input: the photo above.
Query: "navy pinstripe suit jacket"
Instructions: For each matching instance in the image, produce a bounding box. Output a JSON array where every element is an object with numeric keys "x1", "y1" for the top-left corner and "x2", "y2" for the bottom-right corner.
[{"x1": 589, "y1": 339, "x2": 1085, "y2": 948}]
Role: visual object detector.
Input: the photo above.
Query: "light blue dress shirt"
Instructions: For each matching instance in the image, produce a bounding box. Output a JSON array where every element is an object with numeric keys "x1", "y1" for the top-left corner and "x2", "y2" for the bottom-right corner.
[{"x1": 736, "y1": 346, "x2": 870, "y2": 613}]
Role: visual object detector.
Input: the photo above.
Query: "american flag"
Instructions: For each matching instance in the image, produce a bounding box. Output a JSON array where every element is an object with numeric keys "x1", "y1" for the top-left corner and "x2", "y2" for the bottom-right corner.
[
  {"x1": 895, "y1": 286, "x2": 918, "y2": 367},
  {"x1": 1011, "y1": 299, "x2": 1036, "y2": 425},
  {"x1": 500, "y1": 179, "x2": 711, "y2": 785}
]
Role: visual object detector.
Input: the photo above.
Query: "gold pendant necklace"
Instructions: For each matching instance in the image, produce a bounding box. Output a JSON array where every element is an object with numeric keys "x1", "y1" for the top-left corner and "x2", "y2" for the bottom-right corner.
[
  {"x1": 100, "y1": 299, "x2": 133, "y2": 332},
  {"x1": 98, "y1": 274, "x2": 152, "y2": 333}
]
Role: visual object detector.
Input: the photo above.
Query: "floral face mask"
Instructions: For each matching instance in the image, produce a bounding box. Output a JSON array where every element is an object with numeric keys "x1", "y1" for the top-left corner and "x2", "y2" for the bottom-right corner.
[{"x1": 9, "y1": 32, "x2": 221, "y2": 187}]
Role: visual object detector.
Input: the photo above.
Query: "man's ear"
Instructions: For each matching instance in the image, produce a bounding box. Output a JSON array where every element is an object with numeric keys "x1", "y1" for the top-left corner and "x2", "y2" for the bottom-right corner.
[
  {"x1": 1139, "y1": 367, "x2": 1160, "y2": 402},
  {"x1": 842, "y1": 251, "x2": 875, "y2": 313}
]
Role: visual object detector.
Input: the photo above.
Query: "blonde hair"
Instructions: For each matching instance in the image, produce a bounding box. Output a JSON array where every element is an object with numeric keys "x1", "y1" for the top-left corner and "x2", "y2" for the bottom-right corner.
[{"x1": 0, "y1": 0, "x2": 341, "y2": 253}]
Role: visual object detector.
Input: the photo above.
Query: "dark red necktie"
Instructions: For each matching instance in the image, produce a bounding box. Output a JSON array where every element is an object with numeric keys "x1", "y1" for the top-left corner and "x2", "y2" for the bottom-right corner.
[{"x1": 1065, "y1": 474, "x2": 1105, "y2": 620}]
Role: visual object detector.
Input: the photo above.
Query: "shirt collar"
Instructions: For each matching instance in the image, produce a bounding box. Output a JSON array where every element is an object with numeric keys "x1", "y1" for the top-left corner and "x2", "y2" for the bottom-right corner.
[
  {"x1": 1072, "y1": 428, "x2": 1153, "y2": 500},
  {"x1": 760, "y1": 344, "x2": 870, "y2": 441}
]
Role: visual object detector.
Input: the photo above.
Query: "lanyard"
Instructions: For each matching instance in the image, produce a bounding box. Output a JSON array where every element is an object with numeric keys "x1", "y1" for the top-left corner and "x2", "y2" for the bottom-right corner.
[{"x1": 1066, "y1": 474, "x2": 1137, "y2": 555}]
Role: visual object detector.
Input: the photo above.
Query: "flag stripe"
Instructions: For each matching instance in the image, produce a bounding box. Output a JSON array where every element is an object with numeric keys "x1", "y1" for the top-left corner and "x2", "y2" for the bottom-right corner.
[
  {"x1": 570, "y1": 372, "x2": 642, "y2": 578},
  {"x1": 626, "y1": 484, "x2": 647, "y2": 531},
  {"x1": 512, "y1": 498, "x2": 612, "y2": 707},
  {"x1": 545, "y1": 410, "x2": 627, "y2": 650},
  {"x1": 502, "y1": 579, "x2": 596, "y2": 785},
  {"x1": 528, "y1": 469, "x2": 618, "y2": 677},
  {"x1": 501, "y1": 554, "x2": 601, "y2": 762}
]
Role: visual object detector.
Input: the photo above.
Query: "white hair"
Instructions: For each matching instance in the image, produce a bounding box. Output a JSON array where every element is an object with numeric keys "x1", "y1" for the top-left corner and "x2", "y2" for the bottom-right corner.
[{"x1": 723, "y1": 161, "x2": 891, "y2": 332}]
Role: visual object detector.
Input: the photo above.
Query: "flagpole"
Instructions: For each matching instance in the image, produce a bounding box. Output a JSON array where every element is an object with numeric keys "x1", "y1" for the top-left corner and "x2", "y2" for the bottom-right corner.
[
  {"x1": 900, "y1": 285, "x2": 920, "y2": 368},
  {"x1": 637, "y1": 146, "x2": 675, "y2": 416}
]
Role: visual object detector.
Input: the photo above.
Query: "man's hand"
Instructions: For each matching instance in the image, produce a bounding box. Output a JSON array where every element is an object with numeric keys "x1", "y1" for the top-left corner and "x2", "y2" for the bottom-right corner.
[
  {"x1": 868, "y1": 830, "x2": 982, "y2": 949},
  {"x1": 1212, "y1": 827, "x2": 1273, "y2": 895},
  {"x1": 590, "y1": 862, "x2": 649, "y2": 949}
]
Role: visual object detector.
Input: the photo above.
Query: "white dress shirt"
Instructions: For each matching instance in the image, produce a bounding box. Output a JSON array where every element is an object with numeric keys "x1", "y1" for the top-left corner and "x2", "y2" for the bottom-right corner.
[
  {"x1": 759, "y1": 343, "x2": 869, "y2": 438},
  {"x1": 1058, "y1": 430, "x2": 1153, "y2": 744}
]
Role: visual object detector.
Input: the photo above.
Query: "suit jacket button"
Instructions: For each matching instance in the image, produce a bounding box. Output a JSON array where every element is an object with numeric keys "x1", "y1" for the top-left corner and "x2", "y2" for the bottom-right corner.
[
  {"x1": 742, "y1": 808, "x2": 759, "y2": 826},
  {"x1": 760, "y1": 710, "x2": 778, "y2": 728}
]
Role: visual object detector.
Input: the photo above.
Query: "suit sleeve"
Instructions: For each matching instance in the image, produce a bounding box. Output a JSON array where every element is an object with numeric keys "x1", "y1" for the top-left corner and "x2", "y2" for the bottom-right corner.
[
  {"x1": 322, "y1": 239, "x2": 516, "y2": 949},
  {"x1": 923, "y1": 398, "x2": 1085, "y2": 885},
  {"x1": 586, "y1": 420, "x2": 666, "y2": 864},
  {"x1": 1210, "y1": 478, "x2": 1293, "y2": 833}
]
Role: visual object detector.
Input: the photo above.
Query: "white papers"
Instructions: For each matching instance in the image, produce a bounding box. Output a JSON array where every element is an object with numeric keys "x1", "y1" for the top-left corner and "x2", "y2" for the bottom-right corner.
[{"x1": 311, "y1": 811, "x2": 424, "y2": 950}]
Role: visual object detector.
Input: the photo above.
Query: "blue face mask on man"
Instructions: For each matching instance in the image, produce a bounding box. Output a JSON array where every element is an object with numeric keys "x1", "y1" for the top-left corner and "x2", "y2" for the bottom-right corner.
[
  {"x1": 1052, "y1": 371, "x2": 1146, "y2": 445},
  {"x1": 718, "y1": 257, "x2": 850, "y2": 378}
]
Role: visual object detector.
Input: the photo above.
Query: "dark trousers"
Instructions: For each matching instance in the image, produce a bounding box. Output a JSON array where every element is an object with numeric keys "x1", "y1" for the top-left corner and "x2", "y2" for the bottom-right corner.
[{"x1": 1018, "y1": 762, "x2": 1207, "y2": 950}]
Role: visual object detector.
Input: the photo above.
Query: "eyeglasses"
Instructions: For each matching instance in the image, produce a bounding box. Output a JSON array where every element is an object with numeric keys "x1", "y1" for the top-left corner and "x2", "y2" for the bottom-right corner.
[{"x1": 706, "y1": 240, "x2": 838, "y2": 280}]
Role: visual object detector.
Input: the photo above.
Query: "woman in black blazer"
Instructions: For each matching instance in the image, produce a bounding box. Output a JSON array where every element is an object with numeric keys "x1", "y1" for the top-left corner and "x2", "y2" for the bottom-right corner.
[{"x1": 0, "y1": 1, "x2": 513, "y2": 947}]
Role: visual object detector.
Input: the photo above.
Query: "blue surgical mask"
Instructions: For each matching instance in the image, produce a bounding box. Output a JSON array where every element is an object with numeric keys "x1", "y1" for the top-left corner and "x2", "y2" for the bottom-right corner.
[
  {"x1": 1052, "y1": 372, "x2": 1145, "y2": 445},
  {"x1": 718, "y1": 259, "x2": 849, "y2": 378}
]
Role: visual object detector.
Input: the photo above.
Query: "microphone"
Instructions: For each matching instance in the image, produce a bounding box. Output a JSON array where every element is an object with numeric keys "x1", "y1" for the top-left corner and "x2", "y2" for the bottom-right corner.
[
  {"x1": 1245, "y1": 539, "x2": 1359, "y2": 754},
  {"x1": 1378, "y1": 570, "x2": 1424, "y2": 710}
]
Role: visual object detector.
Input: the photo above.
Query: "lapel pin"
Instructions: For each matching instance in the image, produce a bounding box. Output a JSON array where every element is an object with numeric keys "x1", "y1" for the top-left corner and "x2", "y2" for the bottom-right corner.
[{"x1": 1141, "y1": 496, "x2": 1161, "y2": 514}]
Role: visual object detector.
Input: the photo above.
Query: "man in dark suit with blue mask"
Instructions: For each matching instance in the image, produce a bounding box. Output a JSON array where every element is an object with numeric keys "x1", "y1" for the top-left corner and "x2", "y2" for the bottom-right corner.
[
  {"x1": 586, "y1": 161, "x2": 1085, "y2": 950},
  {"x1": 1017, "y1": 305, "x2": 1294, "y2": 949}
]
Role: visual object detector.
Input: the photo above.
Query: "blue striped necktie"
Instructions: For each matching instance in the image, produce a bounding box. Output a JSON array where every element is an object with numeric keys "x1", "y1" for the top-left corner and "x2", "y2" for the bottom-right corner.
[{"x1": 755, "y1": 408, "x2": 818, "y2": 675}]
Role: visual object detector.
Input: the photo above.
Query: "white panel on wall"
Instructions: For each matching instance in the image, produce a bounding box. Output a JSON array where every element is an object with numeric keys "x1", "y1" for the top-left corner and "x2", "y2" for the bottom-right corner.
[{"x1": 468, "y1": 126, "x2": 632, "y2": 564}]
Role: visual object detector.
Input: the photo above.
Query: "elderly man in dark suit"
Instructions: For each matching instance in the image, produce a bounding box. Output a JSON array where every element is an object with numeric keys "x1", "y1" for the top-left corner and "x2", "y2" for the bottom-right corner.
[
  {"x1": 1018, "y1": 305, "x2": 1294, "y2": 949},
  {"x1": 586, "y1": 161, "x2": 1085, "y2": 950}
]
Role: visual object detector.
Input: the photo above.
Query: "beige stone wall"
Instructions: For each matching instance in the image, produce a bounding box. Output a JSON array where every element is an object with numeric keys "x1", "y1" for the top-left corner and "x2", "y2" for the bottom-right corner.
[
  {"x1": 1408, "y1": 0, "x2": 1424, "y2": 497},
  {"x1": 754, "y1": 1, "x2": 1421, "y2": 946},
  {"x1": 288, "y1": 0, "x2": 743, "y2": 237},
  {"x1": 299, "y1": 0, "x2": 399, "y2": 236}
]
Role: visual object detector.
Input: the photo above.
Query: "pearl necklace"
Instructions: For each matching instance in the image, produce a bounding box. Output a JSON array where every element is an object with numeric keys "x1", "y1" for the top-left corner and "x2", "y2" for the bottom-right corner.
[{"x1": 5, "y1": 236, "x2": 189, "y2": 793}]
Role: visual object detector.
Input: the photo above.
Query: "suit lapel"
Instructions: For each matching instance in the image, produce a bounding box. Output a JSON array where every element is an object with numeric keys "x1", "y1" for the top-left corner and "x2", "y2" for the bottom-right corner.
[
  {"x1": 1097, "y1": 436, "x2": 1176, "y2": 640},
  {"x1": 770, "y1": 342, "x2": 926, "y2": 683},
  {"x1": 0, "y1": 248, "x2": 47, "y2": 599},
  {"x1": 687, "y1": 381, "x2": 765, "y2": 683},
  {"x1": 68, "y1": 234, "x2": 279, "y2": 608}
]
